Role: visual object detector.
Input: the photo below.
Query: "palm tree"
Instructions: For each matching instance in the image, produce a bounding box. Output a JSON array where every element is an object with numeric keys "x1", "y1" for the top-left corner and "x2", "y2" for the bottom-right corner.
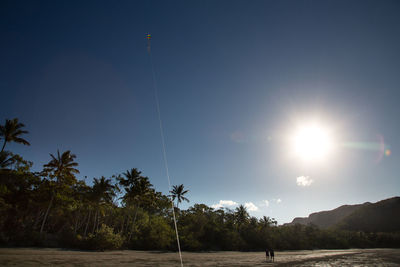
[
  {"x1": 91, "y1": 177, "x2": 116, "y2": 232},
  {"x1": 128, "y1": 175, "x2": 155, "y2": 239},
  {"x1": 42, "y1": 150, "x2": 79, "y2": 184},
  {"x1": 260, "y1": 216, "x2": 277, "y2": 227},
  {"x1": 0, "y1": 151, "x2": 15, "y2": 169},
  {"x1": 118, "y1": 168, "x2": 156, "y2": 240},
  {"x1": 40, "y1": 150, "x2": 79, "y2": 234},
  {"x1": 118, "y1": 169, "x2": 154, "y2": 207},
  {"x1": 235, "y1": 205, "x2": 249, "y2": 227},
  {"x1": 169, "y1": 184, "x2": 189, "y2": 209},
  {"x1": 0, "y1": 118, "x2": 30, "y2": 152},
  {"x1": 92, "y1": 176, "x2": 116, "y2": 205},
  {"x1": 260, "y1": 216, "x2": 271, "y2": 228}
]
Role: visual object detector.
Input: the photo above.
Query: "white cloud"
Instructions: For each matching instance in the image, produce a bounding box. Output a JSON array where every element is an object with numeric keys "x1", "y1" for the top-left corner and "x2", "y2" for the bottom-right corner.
[
  {"x1": 261, "y1": 200, "x2": 270, "y2": 207},
  {"x1": 272, "y1": 198, "x2": 282, "y2": 204},
  {"x1": 244, "y1": 202, "x2": 259, "y2": 211},
  {"x1": 211, "y1": 200, "x2": 238, "y2": 209},
  {"x1": 296, "y1": 176, "x2": 314, "y2": 187}
]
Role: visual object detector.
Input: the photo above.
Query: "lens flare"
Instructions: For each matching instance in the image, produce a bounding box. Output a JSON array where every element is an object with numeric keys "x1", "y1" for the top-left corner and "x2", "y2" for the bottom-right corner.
[{"x1": 341, "y1": 134, "x2": 391, "y2": 162}]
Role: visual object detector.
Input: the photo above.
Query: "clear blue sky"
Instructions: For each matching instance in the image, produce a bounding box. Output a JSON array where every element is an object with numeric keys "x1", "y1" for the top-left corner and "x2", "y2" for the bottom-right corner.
[{"x1": 1, "y1": 0, "x2": 399, "y2": 223}]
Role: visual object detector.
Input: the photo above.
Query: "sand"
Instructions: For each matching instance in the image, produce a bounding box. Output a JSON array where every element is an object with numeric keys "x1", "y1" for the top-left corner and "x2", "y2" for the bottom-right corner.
[{"x1": 0, "y1": 248, "x2": 399, "y2": 266}]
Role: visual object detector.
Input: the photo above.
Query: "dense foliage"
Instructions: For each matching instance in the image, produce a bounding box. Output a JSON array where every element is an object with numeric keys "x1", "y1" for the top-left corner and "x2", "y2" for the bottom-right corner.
[{"x1": 1, "y1": 118, "x2": 400, "y2": 251}]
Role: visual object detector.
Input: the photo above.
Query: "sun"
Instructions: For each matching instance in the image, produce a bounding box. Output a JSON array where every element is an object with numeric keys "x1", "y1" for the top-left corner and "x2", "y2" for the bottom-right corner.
[{"x1": 291, "y1": 123, "x2": 333, "y2": 162}]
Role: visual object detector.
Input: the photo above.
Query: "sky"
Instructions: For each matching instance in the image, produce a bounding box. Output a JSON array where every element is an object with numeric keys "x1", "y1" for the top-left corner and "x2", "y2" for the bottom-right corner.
[{"x1": 1, "y1": 0, "x2": 400, "y2": 224}]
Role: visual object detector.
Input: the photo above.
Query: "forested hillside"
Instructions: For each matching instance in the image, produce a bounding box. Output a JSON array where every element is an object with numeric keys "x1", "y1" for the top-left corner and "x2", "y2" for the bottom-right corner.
[
  {"x1": 337, "y1": 197, "x2": 400, "y2": 232},
  {"x1": 287, "y1": 197, "x2": 400, "y2": 234},
  {"x1": 289, "y1": 203, "x2": 370, "y2": 229}
]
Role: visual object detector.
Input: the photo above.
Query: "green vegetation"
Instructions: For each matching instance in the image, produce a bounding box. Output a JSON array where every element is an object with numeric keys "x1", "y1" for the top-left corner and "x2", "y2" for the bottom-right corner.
[
  {"x1": 336, "y1": 197, "x2": 400, "y2": 233},
  {"x1": 1, "y1": 118, "x2": 399, "y2": 251}
]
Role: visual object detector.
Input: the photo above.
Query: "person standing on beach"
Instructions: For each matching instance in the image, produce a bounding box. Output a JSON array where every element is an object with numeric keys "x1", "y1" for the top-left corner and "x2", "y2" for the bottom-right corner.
[
  {"x1": 265, "y1": 248, "x2": 270, "y2": 261},
  {"x1": 270, "y1": 248, "x2": 275, "y2": 262}
]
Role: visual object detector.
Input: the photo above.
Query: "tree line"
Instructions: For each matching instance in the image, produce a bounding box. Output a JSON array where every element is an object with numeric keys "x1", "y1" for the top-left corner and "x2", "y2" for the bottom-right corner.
[{"x1": 1, "y1": 118, "x2": 399, "y2": 250}]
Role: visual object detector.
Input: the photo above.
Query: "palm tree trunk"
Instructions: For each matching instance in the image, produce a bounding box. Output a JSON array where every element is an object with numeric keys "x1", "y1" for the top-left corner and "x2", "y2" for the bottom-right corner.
[
  {"x1": 92, "y1": 209, "x2": 98, "y2": 233},
  {"x1": 77, "y1": 212, "x2": 88, "y2": 232},
  {"x1": 33, "y1": 209, "x2": 43, "y2": 230},
  {"x1": 1, "y1": 140, "x2": 7, "y2": 153},
  {"x1": 132, "y1": 205, "x2": 139, "y2": 226},
  {"x1": 40, "y1": 193, "x2": 54, "y2": 234},
  {"x1": 92, "y1": 210, "x2": 96, "y2": 234},
  {"x1": 120, "y1": 213, "x2": 126, "y2": 234},
  {"x1": 84, "y1": 209, "x2": 91, "y2": 237},
  {"x1": 125, "y1": 215, "x2": 131, "y2": 236},
  {"x1": 74, "y1": 215, "x2": 79, "y2": 234},
  {"x1": 97, "y1": 211, "x2": 101, "y2": 231},
  {"x1": 128, "y1": 205, "x2": 140, "y2": 242}
]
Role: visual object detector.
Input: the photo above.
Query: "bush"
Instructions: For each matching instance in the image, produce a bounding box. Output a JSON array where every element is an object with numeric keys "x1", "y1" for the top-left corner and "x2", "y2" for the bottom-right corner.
[
  {"x1": 85, "y1": 224, "x2": 124, "y2": 251},
  {"x1": 130, "y1": 215, "x2": 174, "y2": 250}
]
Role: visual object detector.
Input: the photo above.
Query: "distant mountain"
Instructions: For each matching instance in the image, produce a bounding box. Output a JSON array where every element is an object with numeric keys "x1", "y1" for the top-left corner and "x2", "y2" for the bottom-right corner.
[
  {"x1": 286, "y1": 197, "x2": 400, "y2": 232},
  {"x1": 337, "y1": 197, "x2": 400, "y2": 232},
  {"x1": 288, "y1": 203, "x2": 371, "y2": 229}
]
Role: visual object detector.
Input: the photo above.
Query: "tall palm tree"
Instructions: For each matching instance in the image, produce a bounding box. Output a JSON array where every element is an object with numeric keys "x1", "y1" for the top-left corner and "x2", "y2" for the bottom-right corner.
[
  {"x1": 128, "y1": 175, "x2": 155, "y2": 239},
  {"x1": 118, "y1": 168, "x2": 154, "y2": 207},
  {"x1": 119, "y1": 168, "x2": 142, "y2": 188},
  {"x1": 0, "y1": 118, "x2": 30, "y2": 153},
  {"x1": 91, "y1": 176, "x2": 116, "y2": 233},
  {"x1": 40, "y1": 150, "x2": 79, "y2": 233},
  {"x1": 235, "y1": 205, "x2": 249, "y2": 227},
  {"x1": 92, "y1": 176, "x2": 116, "y2": 205},
  {"x1": 118, "y1": 168, "x2": 156, "y2": 240},
  {"x1": 169, "y1": 184, "x2": 189, "y2": 209},
  {"x1": 42, "y1": 150, "x2": 79, "y2": 184}
]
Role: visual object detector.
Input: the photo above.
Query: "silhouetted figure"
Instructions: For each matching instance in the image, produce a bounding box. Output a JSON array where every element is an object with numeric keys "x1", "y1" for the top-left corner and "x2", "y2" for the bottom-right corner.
[
  {"x1": 270, "y1": 248, "x2": 275, "y2": 262},
  {"x1": 265, "y1": 248, "x2": 270, "y2": 261}
]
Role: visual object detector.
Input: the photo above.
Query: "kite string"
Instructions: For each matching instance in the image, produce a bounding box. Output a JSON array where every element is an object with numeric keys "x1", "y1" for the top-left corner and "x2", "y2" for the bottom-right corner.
[{"x1": 148, "y1": 48, "x2": 184, "y2": 267}]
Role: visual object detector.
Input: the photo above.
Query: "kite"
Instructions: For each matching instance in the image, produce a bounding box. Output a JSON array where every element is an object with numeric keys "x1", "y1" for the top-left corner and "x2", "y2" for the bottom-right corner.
[{"x1": 146, "y1": 33, "x2": 152, "y2": 53}]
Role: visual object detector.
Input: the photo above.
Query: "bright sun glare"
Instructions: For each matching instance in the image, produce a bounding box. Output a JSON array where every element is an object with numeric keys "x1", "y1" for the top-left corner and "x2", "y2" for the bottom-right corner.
[{"x1": 291, "y1": 123, "x2": 334, "y2": 162}]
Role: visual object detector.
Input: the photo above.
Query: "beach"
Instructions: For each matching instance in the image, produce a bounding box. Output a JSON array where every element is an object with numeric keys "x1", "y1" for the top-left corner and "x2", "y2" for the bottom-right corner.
[{"x1": 1, "y1": 248, "x2": 399, "y2": 266}]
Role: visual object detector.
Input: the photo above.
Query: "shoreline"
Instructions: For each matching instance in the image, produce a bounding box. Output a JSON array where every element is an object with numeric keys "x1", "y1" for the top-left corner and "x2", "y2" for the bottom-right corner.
[{"x1": 0, "y1": 248, "x2": 399, "y2": 266}]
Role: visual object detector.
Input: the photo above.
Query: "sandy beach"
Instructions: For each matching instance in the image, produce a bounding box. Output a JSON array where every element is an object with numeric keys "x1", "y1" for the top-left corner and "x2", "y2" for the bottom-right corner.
[{"x1": 0, "y1": 248, "x2": 399, "y2": 266}]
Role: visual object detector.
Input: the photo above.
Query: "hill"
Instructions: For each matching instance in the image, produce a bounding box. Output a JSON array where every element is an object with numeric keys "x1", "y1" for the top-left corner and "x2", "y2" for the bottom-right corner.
[
  {"x1": 337, "y1": 197, "x2": 400, "y2": 232},
  {"x1": 287, "y1": 197, "x2": 400, "y2": 232},
  {"x1": 287, "y1": 202, "x2": 370, "y2": 229}
]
